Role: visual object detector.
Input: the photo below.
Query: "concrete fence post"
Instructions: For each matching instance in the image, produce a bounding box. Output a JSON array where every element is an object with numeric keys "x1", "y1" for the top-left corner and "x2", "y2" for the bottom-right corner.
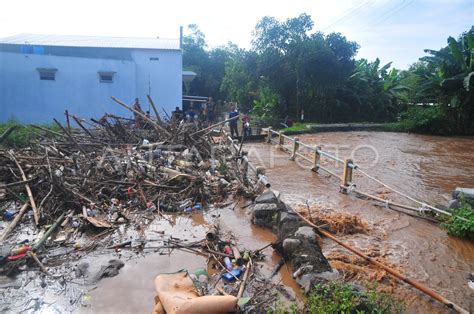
[
  {"x1": 341, "y1": 158, "x2": 353, "y2": 192},
  {"x1": 289, "y1": 137, "x2": 299, "y2": 161},
  {"x1": 266, "y1": 127, "x2": 272, "y2": 143},
  {"x1": 312, "y1": 146, "x2": 321, "y2": 172},
  {"x1": 278, "y1": 132, "x2": 284, "y2": 148}
]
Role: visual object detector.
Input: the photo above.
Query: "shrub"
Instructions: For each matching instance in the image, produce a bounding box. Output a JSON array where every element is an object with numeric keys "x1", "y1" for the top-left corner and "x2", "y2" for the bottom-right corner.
[
  {"x1": 384, "y1": 106, "x2": 455, "y2": 135},
  {"x1": 306, "y1": 281, "x2": 403, "y2": 314},
  {"x1": 442, "y1": 199, "x2": 474, "y2": 239}
]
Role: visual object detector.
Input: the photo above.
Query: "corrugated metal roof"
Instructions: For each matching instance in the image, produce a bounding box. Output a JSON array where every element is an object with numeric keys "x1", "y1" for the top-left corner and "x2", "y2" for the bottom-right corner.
[{"x1": 0, "y1": 33, "x2": 180, "y2": 50}]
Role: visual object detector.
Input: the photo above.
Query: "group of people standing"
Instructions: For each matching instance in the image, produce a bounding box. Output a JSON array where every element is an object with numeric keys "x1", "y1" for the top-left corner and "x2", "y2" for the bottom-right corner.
[
  {"x1": 171, "y1": 97, "x2": 216, "y2": 124},
  {"x1": 131, "y1": 97, "x2": 251, "y2": 138},
  {"x1": 228, "y1": 104, "x2": 251, "y2": 138}
]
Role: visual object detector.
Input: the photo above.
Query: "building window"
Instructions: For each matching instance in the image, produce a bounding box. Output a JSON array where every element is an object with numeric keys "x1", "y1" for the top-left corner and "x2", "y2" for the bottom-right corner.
[
  {"x1": 37, "y1": 68, "x2": 57, "y2": 81},
  {"x1": 150, "y1": 57, "x2": 159, "y2": 61},
  {"x1": 98, "y1": 71, "x2": 115, "y2": 83}
]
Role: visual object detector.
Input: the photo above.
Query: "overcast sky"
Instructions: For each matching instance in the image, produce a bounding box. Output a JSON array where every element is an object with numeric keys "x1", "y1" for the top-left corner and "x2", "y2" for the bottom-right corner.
[{"x1": 0, "y1": 0, "x2": 472, "y2": 69}]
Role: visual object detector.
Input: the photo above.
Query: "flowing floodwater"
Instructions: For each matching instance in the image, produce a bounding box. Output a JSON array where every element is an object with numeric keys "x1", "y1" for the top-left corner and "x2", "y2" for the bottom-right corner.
[{"x1": 245, "y1": 131, "x2": 474, "y2": 313}]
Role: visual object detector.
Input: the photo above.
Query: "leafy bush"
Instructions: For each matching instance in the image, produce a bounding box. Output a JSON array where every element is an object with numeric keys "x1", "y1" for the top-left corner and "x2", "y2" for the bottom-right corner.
[
  {"x1": 306, "y1": 281, "x2": 403, "y2": 314},
  {"x1": 442, "y1": 199, "x2": 474, "y2": 239},
  {"x1": 384, "y1": 106, "x2": 455, "y2": 135}
]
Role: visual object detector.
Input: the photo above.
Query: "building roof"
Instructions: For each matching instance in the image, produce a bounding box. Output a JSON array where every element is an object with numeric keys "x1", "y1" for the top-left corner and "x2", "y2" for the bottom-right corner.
[{"x1": 0, "y1": 33, "x2": 180, "y2": 50}]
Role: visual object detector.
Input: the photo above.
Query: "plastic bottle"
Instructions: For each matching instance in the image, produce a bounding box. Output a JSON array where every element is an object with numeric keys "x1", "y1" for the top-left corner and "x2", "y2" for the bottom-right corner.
[
  {"x1": 222, "y1": 268, "x2": 242, "y2": 282},
  {"x1": 223, "y1": 257, "x2": 233, "y2": 270}
]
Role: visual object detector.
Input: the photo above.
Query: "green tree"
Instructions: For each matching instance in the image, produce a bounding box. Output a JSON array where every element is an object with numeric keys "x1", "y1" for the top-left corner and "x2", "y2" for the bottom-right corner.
[{"x1": 420, "y1": 27, "x2": 474, "y2": 132}]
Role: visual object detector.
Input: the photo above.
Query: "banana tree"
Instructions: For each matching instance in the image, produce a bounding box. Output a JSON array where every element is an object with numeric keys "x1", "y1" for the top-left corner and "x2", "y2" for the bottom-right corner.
[{"x1": 421, "y1": 27, "x2": 474, "y2": 131}]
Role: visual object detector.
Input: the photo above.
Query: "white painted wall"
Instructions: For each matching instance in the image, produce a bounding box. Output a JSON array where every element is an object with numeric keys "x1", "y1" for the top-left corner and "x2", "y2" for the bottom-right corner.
[
  {"x1": 0, "y1": 48, "x2": 182, "y2": 123},
  {"x1": 132, "y1": 49, "x2": 182, "y2": 117}
]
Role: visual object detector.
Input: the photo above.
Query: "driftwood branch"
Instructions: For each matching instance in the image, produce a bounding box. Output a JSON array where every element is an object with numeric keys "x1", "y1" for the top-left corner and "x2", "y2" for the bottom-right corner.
[{"x1": 8, "y1": 151, "x2": 40, "y2": 225}]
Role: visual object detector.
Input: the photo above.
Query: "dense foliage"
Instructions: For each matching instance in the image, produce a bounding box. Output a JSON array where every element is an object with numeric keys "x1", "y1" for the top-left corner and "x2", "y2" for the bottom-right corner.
[
  {"x1": 442, "y1": 200, "x2": 474, "y2": 239},
  {"x1": 268, "y1": 281, "x2": 403, "y2": 314},
  {"x1": 182, "y1": 17, "x2": 474, "y2": 133}
]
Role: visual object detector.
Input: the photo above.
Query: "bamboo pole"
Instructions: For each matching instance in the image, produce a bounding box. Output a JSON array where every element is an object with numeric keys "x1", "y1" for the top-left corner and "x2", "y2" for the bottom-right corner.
[
  {"x1": 111, "y1": 96, "x2": 171, "y2": 137},
  {"x1": 0, "y1": 202, "x2": 29, "y2": 243},
  {"x1": 190, "y1": 115, "x2": 238, "y2": 137},
  {"x1": 32, "y1": 213, "x2": 66, "y2": 252},
  {"x1": 236, "y1": 260, "x2": 251, "y2": 298},
  {"x1": 0, "y1": 178, "x2": 35, "y2": 189},
  {"x1": 53, "y1": 119, "x2": 87, "y2": 155},
  {"x1": 293, "y1": 209, "x2": 468, "y2": 314},
  {"x1": 146, "y1": 94, "x2": 163, "y2": 124},
  {"x1": 71, "y1": 115, "x2": 96, "y2": 139},
  {"x1": 8, "y1": 152, "x2": 40, "y2": 226}
]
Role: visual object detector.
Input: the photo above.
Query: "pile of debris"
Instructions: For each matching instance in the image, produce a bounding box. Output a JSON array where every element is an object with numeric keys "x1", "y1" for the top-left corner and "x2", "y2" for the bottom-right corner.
[
  {"x1": 151, "y1": 225, "x2": 288, "y2": 313},
  {"x1": 0, "y1": 98, "x2": 258, "y2": 273}
]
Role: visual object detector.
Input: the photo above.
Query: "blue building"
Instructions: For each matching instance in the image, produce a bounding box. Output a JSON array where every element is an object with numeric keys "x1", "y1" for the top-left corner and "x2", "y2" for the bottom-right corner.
[{"x1": 0, "y1": 33, "x2": 186, "y2": 123}]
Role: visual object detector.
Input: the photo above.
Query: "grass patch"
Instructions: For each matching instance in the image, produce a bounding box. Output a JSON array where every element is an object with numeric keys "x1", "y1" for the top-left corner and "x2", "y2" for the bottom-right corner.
[
  {"x1": 442, "y1": 199, "x2": 474, "y2": 240},
  {"x1": 279, "y1": 122, "x2": 316, "y2": 133},
  {"x1": 0, "y1": 118, "x2": 59, "y2": 148}
]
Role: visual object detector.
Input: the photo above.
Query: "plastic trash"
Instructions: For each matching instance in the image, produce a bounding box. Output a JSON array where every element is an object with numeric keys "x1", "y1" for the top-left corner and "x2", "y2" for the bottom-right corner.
[
  {"x1": 194, "y1": 268, "x2": 209, "y2": 284},
  {"x1": 10, "y1": 245, "x2": 31, "y2": 256},
  {"x1": 223, "y1": 257, "x2": 233, "y2": 270},
  {"x1": 3, "y1": 209, "x2": 17, "y2": 221},
  {"x1": 223, "y1": 245, "x2": 233, "y2": 255},
  {"x1": 192, "y1": 203, "x2": 202, "y2": 211},
  {"x1": 222, "y1": 268, "x2": 242, "y2": 282}
]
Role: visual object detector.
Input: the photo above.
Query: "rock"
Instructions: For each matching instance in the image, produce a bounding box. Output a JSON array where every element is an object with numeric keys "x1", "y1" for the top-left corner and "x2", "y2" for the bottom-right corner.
[
  {"x1": 252, "y1": 203, "x2": 280, "y2": 228},
  {"x1": 282, "y1": 238, "x2": 301, "y2": 254},
  {"x1": 276, "y1": 211, "x2": 300, "y2": 237},
  {"x1": 295, "y1": 226, "x2": 317, "y2": 243},
  {"x1": 296, "y1": 273, "x2": 316, "y2": 293},
  {"x1": 255, "y1": 190, "x2": 279, "y2": 204},
  {"x1": 93, "y1": 259, "x2": 125, "y2": 283},
  {"x1": 253, "y1": 218, "x2": 269, "y2": 228},
  {"x1": 75, "y1": 262, "x2": 90, "y2": 278},
  {"x1": 314, "y1": 269, "x2": 340, "y2": 281},
  {"x1": 252, "y1": 203, "x2": 279, "y2": 218},
  {"x1": 293, "y1": 265, "x2": 314, "y2": 278},
  {"x1": 453, "y1": 187, "x2": 474, "y2": 205},
  {"x1": 448, "y1": 199, "x2": 461, "y2": 209}
]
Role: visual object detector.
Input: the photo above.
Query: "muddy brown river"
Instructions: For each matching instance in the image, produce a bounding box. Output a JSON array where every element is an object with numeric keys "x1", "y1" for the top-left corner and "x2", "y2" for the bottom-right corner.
[{"x1": 246, "y1": 131, "x2": 474, "y2": 313}]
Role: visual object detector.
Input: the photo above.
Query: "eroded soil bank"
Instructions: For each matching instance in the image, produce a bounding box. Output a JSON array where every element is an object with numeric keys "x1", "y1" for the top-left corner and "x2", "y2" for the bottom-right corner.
[{"x1": 245, "y1": 131, "x2": 474, "y2": 313}]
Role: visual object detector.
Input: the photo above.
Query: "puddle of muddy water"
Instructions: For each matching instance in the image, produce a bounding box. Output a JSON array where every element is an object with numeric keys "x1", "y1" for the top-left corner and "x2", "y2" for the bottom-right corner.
[{"x1": 80, "y1": 202, "x2": 301, "y2": 313}]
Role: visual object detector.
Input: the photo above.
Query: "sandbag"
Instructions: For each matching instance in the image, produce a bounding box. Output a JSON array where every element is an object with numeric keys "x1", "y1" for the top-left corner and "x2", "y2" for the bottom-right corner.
[{"x1": 153, "y1": 271, "x2": 238, "y2": 314}]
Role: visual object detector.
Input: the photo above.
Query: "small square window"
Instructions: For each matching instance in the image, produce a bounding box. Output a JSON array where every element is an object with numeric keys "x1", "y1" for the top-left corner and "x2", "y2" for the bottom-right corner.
[
  {"x1": 99, "y1": 71, "x2": 115, "y2": 83},
  {"x1": 37, "y1": 68, "x2": 57, "y2": 81}
]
